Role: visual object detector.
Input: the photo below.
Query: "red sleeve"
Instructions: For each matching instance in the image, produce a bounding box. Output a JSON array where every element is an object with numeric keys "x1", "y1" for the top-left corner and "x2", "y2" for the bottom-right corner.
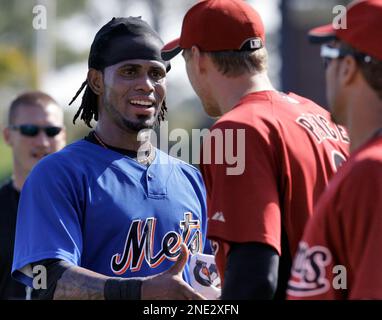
[
  {"x1": 286, "y1": 212, "x2": 338, "y2": 300},
  {"x1": 288, "y1": 158, "x2": 382, "y2": 300},
  {"x1": 337, "y1": 160, "x2": 382, "y2": 299},
  {"x1": 201, "y1": 119, "x2": 282, "y2": 260}
]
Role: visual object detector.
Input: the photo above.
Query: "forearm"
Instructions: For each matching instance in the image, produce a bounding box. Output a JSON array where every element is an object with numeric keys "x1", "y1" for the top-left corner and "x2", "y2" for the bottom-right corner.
[
  {"x1": 53, "y1": 265, "x2": 108, "y2": 300},
  {"x1": 35, "y1": 244, "x2": 203, "y2": 300},
  {"x1": 33, "y1": 260, "x2": 139, "y2": 300},
  {"x1": 221, "y1": 242, "x2": 279, "y2": 300}
]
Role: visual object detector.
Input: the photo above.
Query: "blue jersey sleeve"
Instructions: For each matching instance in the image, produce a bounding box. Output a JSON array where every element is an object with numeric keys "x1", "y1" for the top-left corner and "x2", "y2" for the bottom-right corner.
[
  {"x1": 195, "y1": 169, "x2": 209, "y2": 254},
  {"x1": 184, "y1": 166, "x2": 209, "y2": 254},
  {"x1": 12, "y1": 154, "x2": 85, "y2": 287}
]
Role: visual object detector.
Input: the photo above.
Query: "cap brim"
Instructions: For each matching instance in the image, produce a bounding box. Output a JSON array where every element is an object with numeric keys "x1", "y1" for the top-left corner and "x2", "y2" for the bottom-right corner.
[
  {"x1": 161, "y1": 38, "x2": 182, "y2": 61},
  {"x1": 308, "y1": 24, "x2": 337, "y2": 44}
]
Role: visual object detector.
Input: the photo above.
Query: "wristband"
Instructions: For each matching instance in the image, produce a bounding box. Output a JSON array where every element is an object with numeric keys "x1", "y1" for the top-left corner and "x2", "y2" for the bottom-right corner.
[{"x1": 104, "y1": 277, "x2": 143, "y2": 300}]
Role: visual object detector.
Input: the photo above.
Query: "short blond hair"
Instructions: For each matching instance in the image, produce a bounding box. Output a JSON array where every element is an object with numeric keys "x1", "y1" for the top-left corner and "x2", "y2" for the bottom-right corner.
[
  {"x1": 206, "y1": 47, "x2": 268, "y2": 77},
  {"x1": 8, "y1": 91, "x2": 60, "y2": 125}
]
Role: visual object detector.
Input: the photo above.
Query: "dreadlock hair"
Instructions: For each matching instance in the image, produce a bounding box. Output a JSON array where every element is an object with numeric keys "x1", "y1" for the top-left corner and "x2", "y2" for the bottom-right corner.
[
  {"x1": 158, "y1": 100, "x2": 167, "y2": 123},
  {"x1": 69, "y1": 79, "x2": 168, "y2": 128},
  {"x1": 69, "y1": 80, "x2": 98, "y2": 128}
]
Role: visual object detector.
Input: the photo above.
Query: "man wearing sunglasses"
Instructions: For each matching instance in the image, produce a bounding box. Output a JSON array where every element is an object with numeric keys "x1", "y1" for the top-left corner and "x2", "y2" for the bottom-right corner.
[
  {"x1": 288, "y1": 0, "x2": 382, "y2": 299},
  {"x1": 0, "y1": 91, "x2": 66, "y2": 299}
]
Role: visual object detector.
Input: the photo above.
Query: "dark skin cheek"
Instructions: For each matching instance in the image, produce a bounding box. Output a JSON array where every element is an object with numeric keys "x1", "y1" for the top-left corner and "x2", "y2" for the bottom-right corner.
[
  {"x1": 105, "y1": 73, "x2": 166, "y2": 115},
  {"x1": 154, "y1": 82, "x2": 166, "y2": 104}
]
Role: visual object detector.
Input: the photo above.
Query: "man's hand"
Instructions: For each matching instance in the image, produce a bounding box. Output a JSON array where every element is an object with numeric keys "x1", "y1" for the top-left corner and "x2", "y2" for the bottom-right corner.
[
  {"x1": 141, "y1": 243, "x2": 206, "y2": 300},
  {"x1": 51, "y1": 243, "x2": 205, "y2": 300}
]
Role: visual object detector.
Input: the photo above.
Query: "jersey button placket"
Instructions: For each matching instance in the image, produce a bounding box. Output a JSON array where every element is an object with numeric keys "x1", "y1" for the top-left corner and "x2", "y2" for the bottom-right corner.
[{"x1": 146, "y1": 162, "x2": 167, "y2": 198}]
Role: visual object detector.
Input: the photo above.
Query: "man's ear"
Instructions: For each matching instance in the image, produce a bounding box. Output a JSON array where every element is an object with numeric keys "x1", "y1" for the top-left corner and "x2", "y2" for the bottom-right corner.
[
  {"x1": 339, "y1": 55, "x2": 358, "y2": 86},
  {"x1": 3, "y1": 126, "x2": 12, "y2": 146},
  {"x1": 87, "y1": 68, "x2": 104, "y2": 95},
  {"x1": 190, "y1": 45, "x2": 207, "y2": 75},
  {"x1": 60, "y1": 126, "x2": 67, "y2": 145}
]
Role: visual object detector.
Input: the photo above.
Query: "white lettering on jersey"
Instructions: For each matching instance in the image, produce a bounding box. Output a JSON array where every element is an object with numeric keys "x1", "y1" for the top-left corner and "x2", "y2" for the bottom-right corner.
[
  {"x1": 296, "y1": 113, "x2": 350, "y2": 144},
  {"x1": 110, "y1": 212, "x2": 202, "y2": 274}
]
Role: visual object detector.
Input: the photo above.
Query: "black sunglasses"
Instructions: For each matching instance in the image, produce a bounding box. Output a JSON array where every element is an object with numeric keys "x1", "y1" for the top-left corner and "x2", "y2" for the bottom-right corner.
[
  {"x1": 10, "y1": 124, "x2": 62, "y2": 137},
  {"x1": 320, "y1": 44, "x2": 372, "y2": 69}
]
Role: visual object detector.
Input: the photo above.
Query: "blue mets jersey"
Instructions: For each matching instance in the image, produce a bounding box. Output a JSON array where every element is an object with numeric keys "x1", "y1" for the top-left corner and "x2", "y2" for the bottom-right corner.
[{"x1": 12, "y1": 139, "x2": 207, "y2": 287}]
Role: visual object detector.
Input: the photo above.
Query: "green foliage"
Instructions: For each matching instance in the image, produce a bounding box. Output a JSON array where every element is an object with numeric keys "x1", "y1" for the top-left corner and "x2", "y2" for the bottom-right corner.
[
  {"x1": 0, "y1": 45, "x2": 37, "y2": 87},
  {"x1": 56, "y1": 0, "x2": 87, "y2": 18},
  {"x1": 0, "y1": 0, "x2": 89, "y2": 87},
  {"x1": 55, "y1": 40, "x2": 88, "y2": 69},
  {"x1": 0, "y1": 1, "x2": 35, "y2": 52},
  {"x1": 0, "y1": 137, "x2": 12, "y2": 183}
]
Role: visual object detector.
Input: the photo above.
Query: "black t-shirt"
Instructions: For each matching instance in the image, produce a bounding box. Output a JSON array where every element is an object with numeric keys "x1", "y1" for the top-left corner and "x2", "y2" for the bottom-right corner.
[{"x1": 0, "y1": 179, "x2": 28, "y2": 299}]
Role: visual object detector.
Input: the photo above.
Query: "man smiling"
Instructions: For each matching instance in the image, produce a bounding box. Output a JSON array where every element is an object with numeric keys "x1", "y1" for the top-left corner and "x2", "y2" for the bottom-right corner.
[
  {"x1": 12, "y1": 17, "x2": 206, "y2": 300},
  {"x1": 0, "y1": 91, "x2": 65, "y2": 299}
]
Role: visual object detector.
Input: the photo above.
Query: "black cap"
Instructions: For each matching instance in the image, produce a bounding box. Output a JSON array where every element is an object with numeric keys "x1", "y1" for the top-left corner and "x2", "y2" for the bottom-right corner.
[{"x1": 89, "y1": 17, "x2": 170, "y2": 72}]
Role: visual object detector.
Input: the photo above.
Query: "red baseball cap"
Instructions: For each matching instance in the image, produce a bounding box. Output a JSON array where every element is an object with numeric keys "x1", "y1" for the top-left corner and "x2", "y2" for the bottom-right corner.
[
  {"x1": 161, "y1": 0, "x2": 265, "y2": 61},
  {"x1": 309, "y1": 0, "x2": 382, "y2": 61}
]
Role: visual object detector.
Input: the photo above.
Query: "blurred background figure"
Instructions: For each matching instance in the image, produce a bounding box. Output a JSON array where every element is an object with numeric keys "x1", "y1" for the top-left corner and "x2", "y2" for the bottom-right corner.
[
  {"x1": 288, "y1": 0, "x2": 382, "y2": 300},
  {"x1": 0, "y1": 91, "x2": 65, "y2": 299}
]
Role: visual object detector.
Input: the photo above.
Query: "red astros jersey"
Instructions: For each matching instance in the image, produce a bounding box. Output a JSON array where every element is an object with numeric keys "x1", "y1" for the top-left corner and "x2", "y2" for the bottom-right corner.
[
  {"x1": 200, "y1": 90, "x2": 349, "y2": 294},
  {"x1": 287, "y1": 135, "x2": 382, "y2": 299}
]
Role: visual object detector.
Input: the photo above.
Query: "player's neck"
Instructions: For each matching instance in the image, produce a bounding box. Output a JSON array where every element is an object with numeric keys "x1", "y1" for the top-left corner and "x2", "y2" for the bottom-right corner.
[
  {"x1": 215, "y1": 71, "x2": 275, "y2": 115},
  {"x1": 347, "y1": 91, "x2": 382, "y2": 153},
  {"x1": 95, "y1": 121, "x2": 149, "y2": 152},
  {"x1": 349, "y1": 120, "x2": 382, "y2": 153}
]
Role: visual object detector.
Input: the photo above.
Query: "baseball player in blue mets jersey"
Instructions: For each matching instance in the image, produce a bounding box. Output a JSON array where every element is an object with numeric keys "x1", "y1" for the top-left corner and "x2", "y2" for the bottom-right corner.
[{"x1": 12, "y1": 17, "x2": 207, "y2": 300}]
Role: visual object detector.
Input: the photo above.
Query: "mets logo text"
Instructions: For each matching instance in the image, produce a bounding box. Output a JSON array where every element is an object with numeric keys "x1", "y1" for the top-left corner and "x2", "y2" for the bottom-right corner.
[{"x1": 110, "y1": 212, "x2": 202, "y2": 274}]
